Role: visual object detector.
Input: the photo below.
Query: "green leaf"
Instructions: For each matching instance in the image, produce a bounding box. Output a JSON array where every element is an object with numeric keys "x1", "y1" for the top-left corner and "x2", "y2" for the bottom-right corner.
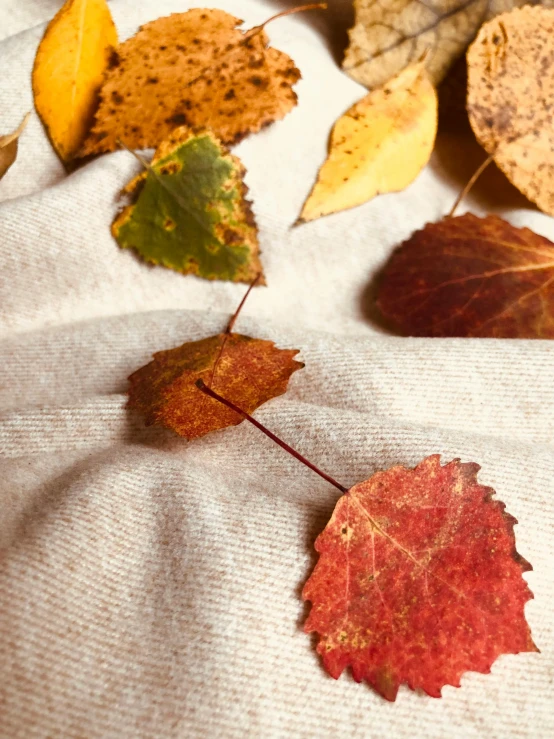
[{"x1": 112, "y1": 127, "x2": 264, "y2": 283}]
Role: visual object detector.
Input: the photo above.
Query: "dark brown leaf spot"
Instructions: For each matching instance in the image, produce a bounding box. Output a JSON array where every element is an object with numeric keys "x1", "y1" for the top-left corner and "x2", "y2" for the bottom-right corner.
[{"x1": 167, "y1": 113, "x2": 188, "y2": 126}]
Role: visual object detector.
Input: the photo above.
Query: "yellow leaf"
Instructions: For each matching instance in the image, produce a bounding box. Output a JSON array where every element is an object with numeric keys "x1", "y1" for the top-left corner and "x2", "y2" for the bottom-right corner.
[
  {"x1": 32, "y1": 0, "x2": 117, "y2": 163},
  {"x1": 297, "y1": 60, "x2": 437, "y2": 223},
  {"x1": 0, "y1": 112, "x2": 30, "y2": 180}
]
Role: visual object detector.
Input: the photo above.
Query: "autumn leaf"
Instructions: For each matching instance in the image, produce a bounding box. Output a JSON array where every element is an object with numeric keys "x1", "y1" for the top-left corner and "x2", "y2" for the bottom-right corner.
[
  {"x1": 81, "y1": 8, "x2": 301, "y2": 155},
  {"x1": 303, "y1": 455, "x2": 537, "y2": 700},
  {"x1": 32, "y1": 0, "x2": 117, "y2": 163},
  {"x1": 128, "y1": 279, "x2": 303, "y2": 439},
  {"x1": 0, "y1": 113, "x2": 30, "y2": 180},
  {"x1": 297, "y1": 59, "x2": 437, "y2": 223},
  {"x1": 194, "y1": 386, "x2": 536, "y2": 699},
  {"x1": 467, "y1": 6, "x2": 554, "y2": 216},
  {"x1": 112, "y1": 127, "x2": 263, "y2": 283},
  {"x1": 342, "y1": 0, "x2": 553, "y2": 90},
  {"x1": 376, "y1": 213, "x2": 554, "y2": 338}
]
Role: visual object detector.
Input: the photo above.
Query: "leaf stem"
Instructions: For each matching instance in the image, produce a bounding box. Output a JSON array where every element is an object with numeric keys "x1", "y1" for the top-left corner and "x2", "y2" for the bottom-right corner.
[
  {"x1": 208, "y1": 273, "x2": 262, "y2": 388},
  {"x1": 226, "y1": 272, "x2": 262, "y2": 334},
  {"x1": 196, "y1": 379, "x2": 348, "y2": 494},
  {"x1": 448, "y1": 154, "x2": 494, "y2": 218},
  {"x1": 249, "y1": 3, "x2": 328, "y2": 34}
]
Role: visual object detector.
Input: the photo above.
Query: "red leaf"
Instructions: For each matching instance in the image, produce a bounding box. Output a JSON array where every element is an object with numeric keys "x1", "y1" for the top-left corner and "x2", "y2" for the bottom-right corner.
[
  {"x1": 376, "y1": 214, "x2": 554, "y2": 337},
  {"x1": 128, "y1": 333, "x2": 303, "y2": 440},
  {"x1": 303, "y1": 455, "x2": 537, "y2": 700}
]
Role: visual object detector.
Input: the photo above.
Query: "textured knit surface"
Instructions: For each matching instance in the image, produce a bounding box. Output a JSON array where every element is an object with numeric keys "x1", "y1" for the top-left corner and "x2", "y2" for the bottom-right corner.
[{"x1": 1, "y1": 1, "x2": 553, "y2": 737}]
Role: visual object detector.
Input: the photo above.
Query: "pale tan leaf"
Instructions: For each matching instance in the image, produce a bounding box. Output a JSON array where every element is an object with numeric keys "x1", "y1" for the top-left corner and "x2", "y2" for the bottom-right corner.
[
  {"x1": 0, "y1": 113, "x2": 30, "y2": 180},
  {"x1": 467, "y1": 6, "x2": 554, "y2": 215},
  {"x1": 343, "y1": 0, "x2": 552, "y2": 89}
]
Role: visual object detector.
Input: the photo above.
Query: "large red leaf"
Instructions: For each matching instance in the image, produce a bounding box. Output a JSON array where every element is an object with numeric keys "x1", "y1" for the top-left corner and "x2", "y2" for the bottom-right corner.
[
  {"x1": 303, "y1": 455, "x2": 537, "y2": 700},
  {"x1": 376, "y1": 214, "x2": 554, "y2": 337}
]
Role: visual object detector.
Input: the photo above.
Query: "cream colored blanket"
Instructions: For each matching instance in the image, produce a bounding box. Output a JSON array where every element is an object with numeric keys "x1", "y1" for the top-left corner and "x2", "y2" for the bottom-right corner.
[{"x1": 1, "y1": 1, "x2": 553, "y2": 736}]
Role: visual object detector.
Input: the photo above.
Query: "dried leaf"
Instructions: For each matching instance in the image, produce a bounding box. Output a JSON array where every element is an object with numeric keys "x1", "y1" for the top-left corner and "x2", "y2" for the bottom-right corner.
[
  {"x1": 467, "y1": 6, "x2": 554, "y2": 215},
  {"x1": 298, "y1": 59, "x2": 437, "y2": 223},
  {"x1": 376, "y1": 213, "x2": 554, "y2": 338},
  {"x1": 81, "y1": 8, "x2": 300, "y2": 155},
  {"x1": 0, "y1": 113, "x2": 30, "y2": 180},
  {"x1": 343, "y1": 0, "x2": 552, "y2": 89},
  {"x1": 303, "y1": 455, "x2": 537, "y2": 700},
  {"x1": 32, "y1": 0, "x2": 117, "y2": 162},
  {"x1": 112, "y1": 127, "x2": 263, "y2": 283},
  {"x1": 128, "y1": 334, "x2": 303, "y2": 440}
]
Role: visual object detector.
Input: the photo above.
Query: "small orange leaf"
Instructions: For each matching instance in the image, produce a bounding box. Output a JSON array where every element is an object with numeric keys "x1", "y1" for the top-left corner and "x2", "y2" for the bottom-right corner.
[
  {"x1": 303, "y1": 455, "x2": 537, "y2": 700},
  {"x1": 376, "y1": 213, "x2": 554, "y2": 338},
  {"x1": 128, "y1": 333, "x2": 303, "y2": 439}
]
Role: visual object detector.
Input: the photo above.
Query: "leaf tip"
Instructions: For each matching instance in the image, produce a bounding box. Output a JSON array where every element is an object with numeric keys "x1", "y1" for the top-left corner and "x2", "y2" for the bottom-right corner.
[{"x1": 292, "y1": 215, "x2": 306, "y2": 227}]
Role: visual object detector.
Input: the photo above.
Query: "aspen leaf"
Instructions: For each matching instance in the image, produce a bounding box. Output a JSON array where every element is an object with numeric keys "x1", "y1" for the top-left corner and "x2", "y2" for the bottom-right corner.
[
  {"x1": 467, "y1": 6, "x2": 554, "y2": 216},
  {"x1": 81, "y1": 8, "x2": 300, "y2": 155},
  {"x1": 128, "y1": 322, "x2": 303, "y2": 441},
  {"x1": 303, "y1": 455, "x2": 537, "y2": 701},
  {"x1": 32, "y1": 0, "x2": 117, "y2": 163},
  {"x1": 343, "y1": 0, "x2": 553, "y2": 90},
  {"x1": 297, "y1": 59, "x2": 437, "y2": 223},
  {"x1": 376, "y1": 213, "x2": 554, "y2": 338},
  {"x1": 192, "y1": 386, "x2": 537, "y2": 699},
  {"x1": 112, "y1": 127, "x2": 263, "y2": 283},
  {"x1": 0, "y1": 113, "x2": 30, "y2": 180}
]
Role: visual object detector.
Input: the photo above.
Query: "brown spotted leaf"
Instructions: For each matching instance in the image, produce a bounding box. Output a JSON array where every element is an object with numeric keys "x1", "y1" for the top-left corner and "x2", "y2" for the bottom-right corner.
[
  {"x1": 128, "y1": 332, "x2": 303, "y2": 440},
  {"x1": 467, "y1": 6, "x2": 554, "y2": 215},
  {"x1": 303, "y1": 455, "x2": 537, "y2": 700},
  {"x1": 376, "y1": 213, "x2": 554, "y2": 337},
  {"x1": 81, "y1": 8, "x2": 300, "y2": 155}
]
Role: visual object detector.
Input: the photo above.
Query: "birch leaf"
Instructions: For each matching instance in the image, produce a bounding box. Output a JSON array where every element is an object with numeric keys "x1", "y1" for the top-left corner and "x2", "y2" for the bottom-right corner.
[
  {"x1": 128, "y1": 279, "x2": 302, "y2": 439},
  {"x1": 81, "y1": 8, "x2": 300, "y2": 155},
  {"x1": 467, "y1": 6, "x2": 554, "y2": 215},
  {"x1": 112, "y1": 127, "x2": 263, "y2": 283}
]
